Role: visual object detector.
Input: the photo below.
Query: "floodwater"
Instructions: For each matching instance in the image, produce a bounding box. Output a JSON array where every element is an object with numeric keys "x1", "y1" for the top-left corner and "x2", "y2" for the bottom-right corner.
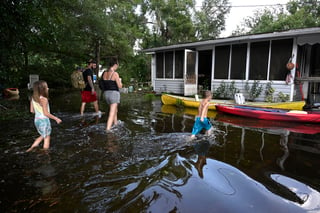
[{"x1": 1, "y1": 90, "x2": 320, "y2": 212}]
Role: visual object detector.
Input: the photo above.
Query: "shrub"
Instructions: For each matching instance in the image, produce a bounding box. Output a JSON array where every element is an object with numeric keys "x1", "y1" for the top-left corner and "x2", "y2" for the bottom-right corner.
[
  {"x1": 245, "y1": 80, "x2": 263, "y2": 101},
  {"x1": 265, "y1": 82, "x2": 275, "y2": 102},
  {"x1": 213, "y1": 81, "x2": 239, "y2": 99},
  {"x1": 278, "y1": 92, "x2": 290, "y2": 102}
]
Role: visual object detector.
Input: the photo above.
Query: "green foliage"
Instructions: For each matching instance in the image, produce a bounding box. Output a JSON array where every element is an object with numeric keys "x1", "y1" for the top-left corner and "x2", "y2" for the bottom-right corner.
[
  {"x1": 265, "y1": 82, "x2": 275, "y2": 102},
  {"x1": 0, "y1": 0, "x2": 142, "y2": 88},
  {"x1": 0, "y1": 0, "x2": 231, "y2": 89},
  {"x1": 233, "y1": 0, "x2": 320, "y2": 36},
  {"x1": 119, "y1": 53, "x2": 151, "y2": 86},
  {"x1": 0, "y1": 92, "x2": 31, "y2": 121},
  {"x1": 278, "y1": 92, "x2": 290, "y2": 102},
  {"x1": 228, "y1": 81, "x2": 240, "y2": 99},
  {"x1": 213, "y1": 81, "x2": 227, "y2": 99},
  {"x1": 194, "y1": 0, "x2": 231, "y2": 39},
  {"x1": 202, "y1": 78, "x2": 210, "y2": 90},
  {"x1": 176, "y1": 98, "x2": 184, "y2": 107},
  {"x1": 213, "y1": 81, "x2": 239, "y2": 99},
  {"x1": 140, "y1": 0, "x2": 197, "y2": 47},
  {"x1": 143, "y1": 93, "x2": 156, "y2": 101},
  {"x1": 245, "y1": 81, "x2": 263, "y2": 101}
]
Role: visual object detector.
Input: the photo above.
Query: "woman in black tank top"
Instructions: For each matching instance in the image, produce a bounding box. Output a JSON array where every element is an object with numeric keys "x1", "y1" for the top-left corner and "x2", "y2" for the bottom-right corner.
[
  {"x1": 102, "y1": 57, "x2": 122, "y2": 131},
  {"x1": 103, "y1": 71, "x2": 119, "y2": 91}
]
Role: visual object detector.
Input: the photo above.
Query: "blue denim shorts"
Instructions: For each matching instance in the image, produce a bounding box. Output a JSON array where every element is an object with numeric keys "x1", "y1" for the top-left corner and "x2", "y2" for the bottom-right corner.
[{"x1": 35, "y1": 118, "x2": 52, "y2": 137}]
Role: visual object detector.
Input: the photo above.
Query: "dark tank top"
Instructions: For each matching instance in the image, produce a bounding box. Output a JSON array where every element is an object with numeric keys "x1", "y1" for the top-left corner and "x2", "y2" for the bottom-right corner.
[{"x1": 103, "y1": 71, "x2": 119, "y2": 91}]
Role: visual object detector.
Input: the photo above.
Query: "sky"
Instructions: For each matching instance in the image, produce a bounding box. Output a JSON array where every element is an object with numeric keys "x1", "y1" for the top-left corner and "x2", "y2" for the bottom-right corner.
[{"x1": 209, "y1": 0, "x2": 290, "y2": 37}]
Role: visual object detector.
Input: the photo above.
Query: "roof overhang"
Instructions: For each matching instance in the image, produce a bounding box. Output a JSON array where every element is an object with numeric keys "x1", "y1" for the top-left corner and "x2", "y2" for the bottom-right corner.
[{"x1": 143, "y1": 27, "x2": 320, "y2": 53}]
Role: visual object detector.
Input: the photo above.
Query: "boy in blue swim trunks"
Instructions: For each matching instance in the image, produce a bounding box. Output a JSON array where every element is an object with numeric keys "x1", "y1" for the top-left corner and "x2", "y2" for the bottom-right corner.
[{"x1": 190, "y1": 90, "x2": 213, "y2": 139}]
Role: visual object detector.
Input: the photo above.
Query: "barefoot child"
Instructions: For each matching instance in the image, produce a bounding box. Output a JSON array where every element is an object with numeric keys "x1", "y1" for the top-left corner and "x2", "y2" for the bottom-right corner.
[
  {"x1": 26, "y1": 80, "x2": 62, "y2": 152},
  {"x1": 190, "y1": 90, "x2": 213, "y2": 139}
]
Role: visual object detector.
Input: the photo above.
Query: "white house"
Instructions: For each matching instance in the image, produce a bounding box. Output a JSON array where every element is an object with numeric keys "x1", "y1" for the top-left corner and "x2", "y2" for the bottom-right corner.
[{"x1": 143, "y1": 27, "x2": 320, "y2": 106}]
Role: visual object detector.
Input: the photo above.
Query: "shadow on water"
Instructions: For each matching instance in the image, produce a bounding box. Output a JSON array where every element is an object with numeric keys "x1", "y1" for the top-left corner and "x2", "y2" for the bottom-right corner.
[{"x1": 0, "y1": 90, "x2": 320, "y2": 212}]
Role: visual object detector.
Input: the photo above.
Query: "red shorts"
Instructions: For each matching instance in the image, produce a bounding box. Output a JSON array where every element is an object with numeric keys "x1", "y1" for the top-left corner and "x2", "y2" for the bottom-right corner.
[{"x1": 81, "y1": 91, "x2": 97, "y2": 103}]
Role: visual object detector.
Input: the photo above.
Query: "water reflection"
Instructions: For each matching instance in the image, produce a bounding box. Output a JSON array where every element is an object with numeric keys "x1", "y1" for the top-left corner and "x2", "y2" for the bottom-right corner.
[
  {"x1": 215, "y1": 113, "x2": 320, "y2": 171},
  {"x1": 80, "y1": 115, "x2": 100, "y2": 128},
  {"x1": 277, "y1": 131, "x2": 290, "y2": 171},
  {"x1": 270, "y1": 174, "x2": 320, "y2": 209},
  {"x1": 16, "y1": 151, "x2": 60, "y2": 209},
  {"x1": 193, "y1": 140, "x2": 210, "y2": 178},
  {"x1": 1, "y1": 92, "x2": 320, "y2": 212},
  {"x1": 216, "y1": 113, "x2": 320, "y2": 135}
]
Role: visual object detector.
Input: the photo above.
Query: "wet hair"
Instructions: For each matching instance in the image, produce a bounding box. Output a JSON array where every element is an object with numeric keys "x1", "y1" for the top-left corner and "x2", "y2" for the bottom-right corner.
[
  {"x1": 32, "y1": 80, "x2": 49, "y2": 102},
  {"x1": 202, "y1": 90, "x2": 212, "y2": 99}
]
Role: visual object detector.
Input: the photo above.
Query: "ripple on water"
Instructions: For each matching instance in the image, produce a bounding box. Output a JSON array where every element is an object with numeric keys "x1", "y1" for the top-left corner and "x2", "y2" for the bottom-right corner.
[{"x1": 2, "y1": 103, "x2": 319, "y2": 212}]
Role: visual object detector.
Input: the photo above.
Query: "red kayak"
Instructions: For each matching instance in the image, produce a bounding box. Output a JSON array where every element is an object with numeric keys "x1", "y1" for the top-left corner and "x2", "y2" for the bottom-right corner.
[
  {"x1": 216, "y1": 114, "x2": 320, "y2": 134},
  {"x1": 215, "y1": 104, "x2": 320, "y2": 123}
]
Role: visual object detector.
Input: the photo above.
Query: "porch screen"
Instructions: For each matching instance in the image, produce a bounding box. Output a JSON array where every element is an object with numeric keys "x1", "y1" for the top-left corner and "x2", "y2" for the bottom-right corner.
[
  {"x1": 175, "y1": 50, "x2": 184, "y2": 78},
  {"x1": 231, "y1": 44, "x2": 247, "y2": 79},
  {"x1": 186, "y1": 51, "x2": 196, "y2": 84},
  {"x1": 214, "y1": 45, "x2": 230, "y2": 79},
  {"x1": 249, "y1": 41, "x2": 269, "y2": 80},
  {"x1": 165, "y1": 51, "x2": 173, "y2": 78},
  {"x1": 156, "y1": 52, "x2": 164, "y2": 78},
  {"x1": 270, "y1": 39, "x2": 293, "y2": 80}
]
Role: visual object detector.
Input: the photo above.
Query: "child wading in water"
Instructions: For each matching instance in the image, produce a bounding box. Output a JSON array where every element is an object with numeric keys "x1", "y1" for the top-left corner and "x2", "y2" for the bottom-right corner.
[
  {"x1": 190, "y1": 90, "x2": 213, "y2": 140},
  {"x1": 26, "y1": 80, "x2": 62, "y2": 152}
]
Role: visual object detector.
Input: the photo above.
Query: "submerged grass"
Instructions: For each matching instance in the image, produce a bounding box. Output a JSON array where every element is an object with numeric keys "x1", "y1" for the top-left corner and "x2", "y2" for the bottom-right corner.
[{"x1": 0, "y1": 93, "x2": 31, "y2": 121}]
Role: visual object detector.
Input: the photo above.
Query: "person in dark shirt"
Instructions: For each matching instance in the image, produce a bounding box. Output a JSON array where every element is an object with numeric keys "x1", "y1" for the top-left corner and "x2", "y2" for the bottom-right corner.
[
  {"x1": 101, "y1": 57, "x2": 122, "y2": 131},
  {"x1": 80, "y1": 59, "x2": 101, "y2": 116}
]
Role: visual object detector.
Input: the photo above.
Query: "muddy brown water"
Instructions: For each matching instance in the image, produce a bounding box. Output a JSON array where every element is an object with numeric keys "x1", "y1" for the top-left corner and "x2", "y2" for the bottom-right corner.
[{"x1": 0, "y1": 90, "x2": 319, "y2": 212}]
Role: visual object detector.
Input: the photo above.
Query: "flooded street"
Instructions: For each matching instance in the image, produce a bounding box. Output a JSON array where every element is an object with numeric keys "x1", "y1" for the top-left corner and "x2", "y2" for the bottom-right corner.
[{"x1": 1, "y1": 90, "x2": 320, "y2": 212}]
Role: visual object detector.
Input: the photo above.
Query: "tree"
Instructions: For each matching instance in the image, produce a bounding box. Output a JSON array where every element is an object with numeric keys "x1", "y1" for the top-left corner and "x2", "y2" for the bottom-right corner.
[
  {"x1": 0, "y1": 0, "x2": 143, "y2": 88},
  {"x1": 232, "y1": 0, "x2": 320, "y2": 36},
  {"x1": 140, "y1": 0, "x2": 196, "y2": 47},
  {"x1": 0, "y1": 0, "x2": 231, "y2": 88},
  {"x1": 194, "y1": 0, "x2": 231, "y2": 40}
]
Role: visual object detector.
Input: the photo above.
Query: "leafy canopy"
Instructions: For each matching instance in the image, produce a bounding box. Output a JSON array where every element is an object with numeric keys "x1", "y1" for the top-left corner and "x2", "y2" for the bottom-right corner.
[
  {"x1": 232, "y1": 0, "x2": 320, "y2": 36},
  {"x1": 0, "y1": 0, "x2": 230, "y2": 88}
]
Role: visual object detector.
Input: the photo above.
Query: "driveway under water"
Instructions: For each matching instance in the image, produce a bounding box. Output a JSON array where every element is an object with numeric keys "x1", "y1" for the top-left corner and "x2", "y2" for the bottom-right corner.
[{"x1": 0, "y1": 90, "x2": 320, "y2": 212}]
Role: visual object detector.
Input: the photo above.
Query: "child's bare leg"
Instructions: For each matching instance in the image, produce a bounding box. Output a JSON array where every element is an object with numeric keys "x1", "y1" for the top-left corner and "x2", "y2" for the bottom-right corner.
[
  {"x1": 43, "y1": 135, "x2": 51, "y2": 150},
  {"x1": 26, "y1": 136, "x2": 43, "y2": 152}
]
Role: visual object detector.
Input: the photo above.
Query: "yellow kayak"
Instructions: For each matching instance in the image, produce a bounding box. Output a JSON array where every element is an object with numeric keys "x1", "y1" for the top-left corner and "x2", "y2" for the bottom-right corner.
[
  {"x1": 161, "y1": 104, "x2": 218, "y2": 118},
  {"x1": 161, "y1": 94, "x2": 305, "y2": 111}
]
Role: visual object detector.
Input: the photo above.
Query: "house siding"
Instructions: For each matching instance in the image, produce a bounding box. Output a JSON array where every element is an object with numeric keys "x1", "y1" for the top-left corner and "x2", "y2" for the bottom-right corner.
[
  {"x1": 145, "y1": 28, "x2": 320, "y2": 102},
  {"x1": 154, "y1": 79, "x2": 184, "y2": 94},
  {"x1": 212, "y1": 80, "x2": 292, "y2": 102}
]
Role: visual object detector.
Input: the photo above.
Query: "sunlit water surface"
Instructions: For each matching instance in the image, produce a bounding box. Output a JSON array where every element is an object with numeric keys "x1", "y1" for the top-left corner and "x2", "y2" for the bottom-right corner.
[{"x1": 0, "y1": 91, "x2": 320, "y2": 212}]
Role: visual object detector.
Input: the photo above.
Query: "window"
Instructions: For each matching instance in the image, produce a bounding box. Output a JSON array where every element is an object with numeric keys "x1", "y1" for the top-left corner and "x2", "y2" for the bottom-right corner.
[
  {"x1": 165, "y1": 51, "x2": 173, "y2": 78},
  {"x1": 270, "y1": 39, "x2": 293, "y2": 80},
  {"x1": 214, "y1": 45, "x2": 230, "y2": 79},
  {"x1": 175, "y1": 50, "x2": 184, "y2": 78},
  {"x1": 156, "y1": 52, "x2": 163, "y2": 78},
  {"x1": 231, "y1": 44, "x2": 247, "y2": 80},
  {"x1": 249, "y1": 41, "x2": 269, "y2": 80}
]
